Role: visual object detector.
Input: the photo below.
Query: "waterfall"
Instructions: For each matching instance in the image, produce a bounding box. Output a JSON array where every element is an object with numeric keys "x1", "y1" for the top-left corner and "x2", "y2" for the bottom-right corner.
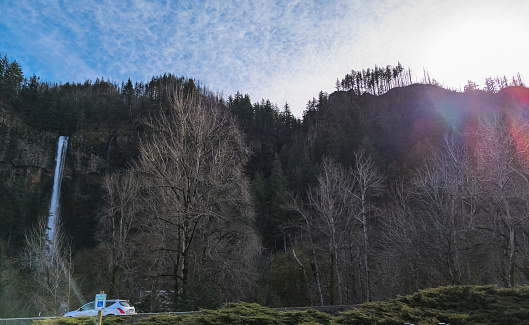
[
  {"x1": 46, "y1": 136, "x2": 69, "y2": 245},
  {"x1": 42, "y1": 136, "x2": 85, "y2": 315}
]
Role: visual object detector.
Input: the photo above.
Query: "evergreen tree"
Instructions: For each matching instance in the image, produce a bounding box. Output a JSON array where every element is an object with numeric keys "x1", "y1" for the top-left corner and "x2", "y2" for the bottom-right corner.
[
  {"x1": 19, "y1": 75, "x2": 41, "y2": 120},
  {"x1": 0, "y1": 53, "x2": 24, "y2": 104},
  {"x1": 261, "y1": 156, "x2": 290, "y2": 251},
  {"x1": 252, "y1": 170, "x2": 268, "y2": 244},
  {"x1": 228, "y1": 92, "x2": 254, "y2": 130}
]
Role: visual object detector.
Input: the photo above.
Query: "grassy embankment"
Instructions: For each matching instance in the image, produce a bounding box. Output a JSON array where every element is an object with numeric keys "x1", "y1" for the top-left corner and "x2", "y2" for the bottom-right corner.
[{"x1": 33, "y1": 285, "x2": 529, "y2": 325}]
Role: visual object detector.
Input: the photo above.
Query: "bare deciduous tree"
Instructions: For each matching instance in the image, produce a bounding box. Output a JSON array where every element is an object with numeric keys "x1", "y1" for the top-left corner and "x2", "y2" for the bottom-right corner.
[
  {"x1": 97, "y1": 171, "x2": 142, "y2": 298},
  {"x1": 117, "y1": 91, "x2": 260, "y2": 309},
  {"x1": 291, "y1": 150, "x2": 384, "y2": 305},
  {"x1": 409, "y1": 135, "x2": 480, "y2": 285},
  {"x1": 19, "y1": 219, "x2": 77, "y2": 316},
  {"x1": 350, "y1": 148, "x2": 385, "y2": 302},
  {"x1": 379, "y1": 178, "x2": 424, "y2": 296},
  {"x1": 284, "y1": 193, "x2": 325, "y2": 306},
  {"x1": 471, "y1": 111, "x2": 529, "y2": 287},
  {"x1": 306, "y1": 157, "x2": 354, "y2": 305}
]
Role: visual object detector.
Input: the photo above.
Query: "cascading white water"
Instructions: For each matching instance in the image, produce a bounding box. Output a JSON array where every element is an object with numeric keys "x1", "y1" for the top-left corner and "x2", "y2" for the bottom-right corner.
[{"x1": 46, "y1": 136, "x2": 69, "y2": 245}]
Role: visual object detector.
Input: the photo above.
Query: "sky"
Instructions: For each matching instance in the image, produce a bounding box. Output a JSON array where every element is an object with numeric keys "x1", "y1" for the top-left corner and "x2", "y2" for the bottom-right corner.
[{"x1": 1, "y1": 0, "x2": 528, "y2": 117}]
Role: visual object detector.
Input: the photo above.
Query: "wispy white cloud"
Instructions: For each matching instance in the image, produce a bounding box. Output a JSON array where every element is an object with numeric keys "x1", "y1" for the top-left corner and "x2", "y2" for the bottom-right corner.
[{"x1": 1, "y1": 0, "x2": 528, "y2": 116}]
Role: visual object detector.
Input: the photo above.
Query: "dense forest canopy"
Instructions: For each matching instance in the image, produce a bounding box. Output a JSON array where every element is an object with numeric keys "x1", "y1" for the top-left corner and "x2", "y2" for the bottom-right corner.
[{"x1": 1, "y1": 51, "x2": 529, "y2": 316}]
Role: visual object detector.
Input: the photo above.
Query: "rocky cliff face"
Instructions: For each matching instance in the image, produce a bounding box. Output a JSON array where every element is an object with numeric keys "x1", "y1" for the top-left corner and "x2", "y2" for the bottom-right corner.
[
  {"x1": 0, "y1": 106, "x2": 57, "y2": 180},
  {"x1": 61, "y1": 127, "x2": 138, "y2": 249},
  {"x1": 0, "y1": 105, "x2": 57, "y2": 252},
  {"x1": 0, "y1": 104, "x2": 139, "y2": 253}
]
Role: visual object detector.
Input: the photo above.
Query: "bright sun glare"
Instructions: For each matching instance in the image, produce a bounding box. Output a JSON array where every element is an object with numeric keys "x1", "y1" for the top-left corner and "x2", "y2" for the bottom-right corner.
[{"x1": 425, "y1": 3, "x2": 529, "y2": 89}]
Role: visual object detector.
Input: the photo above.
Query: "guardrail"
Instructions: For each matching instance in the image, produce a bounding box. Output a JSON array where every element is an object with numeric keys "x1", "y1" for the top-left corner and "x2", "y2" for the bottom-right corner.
[
  {"x1": 0, "y1": 317, "x2": 55, "y2": 325},
  {"x1": 0, "y1": 312, "x2": 200, "y2": 325}
]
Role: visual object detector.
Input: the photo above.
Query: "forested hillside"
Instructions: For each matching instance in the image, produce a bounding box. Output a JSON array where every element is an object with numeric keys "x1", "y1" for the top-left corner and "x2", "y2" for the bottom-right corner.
[{"x1": 1, "y1": 52, "x2": 529, "y2": 316}]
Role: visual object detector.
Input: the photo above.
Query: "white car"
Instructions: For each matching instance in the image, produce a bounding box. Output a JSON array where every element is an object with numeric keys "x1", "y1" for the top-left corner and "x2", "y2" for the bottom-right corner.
[{"x1": 63, "y1": 299, "x2": 136, "y2": 317}]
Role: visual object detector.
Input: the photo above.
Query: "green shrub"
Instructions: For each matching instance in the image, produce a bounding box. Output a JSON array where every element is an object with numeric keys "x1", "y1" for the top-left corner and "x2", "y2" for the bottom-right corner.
[
  {"x1": 337, "y1": 285, "x2": 529, "y2": 325},
  {"x1": 281, "y1": 309, "x2": 333, "y2": 325},
  {"x1": 136, "y1": 314, "x2": 190, "y2": 325},
  {"x1": 196, "y1": 302, "x2": 282, "y2": 324}
]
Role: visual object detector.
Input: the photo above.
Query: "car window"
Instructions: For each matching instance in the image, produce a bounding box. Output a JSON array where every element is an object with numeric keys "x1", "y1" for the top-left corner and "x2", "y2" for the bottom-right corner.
[
  {"x1": 81, "y1": 302, "x2": 95, "y2": 311},
  {"x1": 105, "y1": 300, "x2": 116, "y2": 306},
  {"x1": 119, "y1": 301, "x2": 132, "y2": 307}
]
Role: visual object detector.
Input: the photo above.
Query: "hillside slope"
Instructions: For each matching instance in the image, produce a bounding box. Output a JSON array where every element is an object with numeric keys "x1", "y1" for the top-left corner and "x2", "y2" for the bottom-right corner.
[{"x1": 315, "y1": 85, "x2": 529, "y2": 169}]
